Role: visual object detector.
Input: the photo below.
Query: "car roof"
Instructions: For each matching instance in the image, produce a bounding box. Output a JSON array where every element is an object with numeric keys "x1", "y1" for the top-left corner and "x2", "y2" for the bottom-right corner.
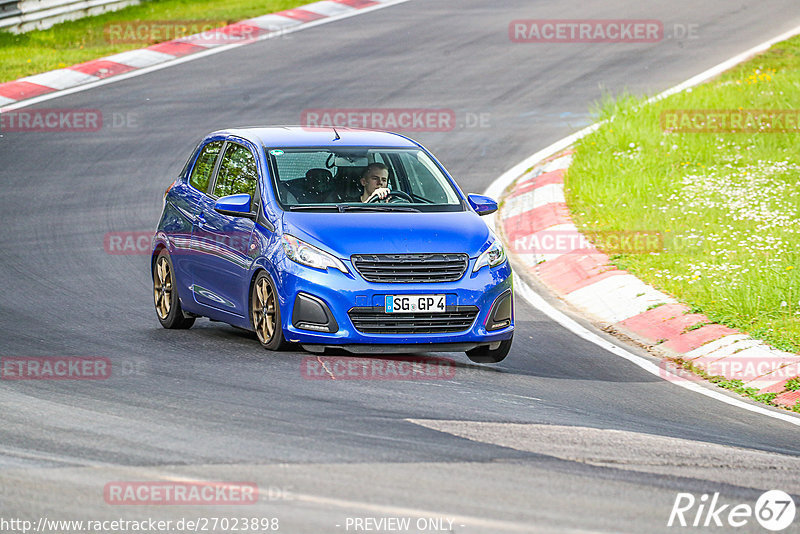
[{"x1": 212, "y1": 126, "x2": 421, "y2": 149}]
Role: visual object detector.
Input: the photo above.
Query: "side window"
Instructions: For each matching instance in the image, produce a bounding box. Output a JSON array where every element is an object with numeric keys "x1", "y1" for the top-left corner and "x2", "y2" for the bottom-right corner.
[
  {"x1": 213, "y1": 143, "x2": 258, "y2": 200},
  {"x1": 189, "y1": 141, "x2": 223, "y2": 193}
]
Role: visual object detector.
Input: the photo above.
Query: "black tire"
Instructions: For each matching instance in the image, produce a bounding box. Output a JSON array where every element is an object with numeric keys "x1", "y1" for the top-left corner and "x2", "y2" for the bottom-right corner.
[
  {"x1": 466, "y1": 337, "x2": 512, "y2": 364},
  {"x1": 153, "y1": 250, "x2": 195, "y2": 329},
  {"x1": 251, "y1": 271, "x2": 288, "y2": 350}
]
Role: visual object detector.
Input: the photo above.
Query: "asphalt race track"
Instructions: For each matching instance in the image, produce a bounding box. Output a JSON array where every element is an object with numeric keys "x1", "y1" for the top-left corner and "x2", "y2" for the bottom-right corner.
[{"x1": 1, "y1": 1, "x2": 800, "y2": 532}]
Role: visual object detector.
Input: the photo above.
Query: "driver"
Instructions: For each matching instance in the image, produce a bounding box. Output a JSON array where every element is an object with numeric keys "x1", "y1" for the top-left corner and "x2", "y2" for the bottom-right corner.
[{"x1": 360, "y1": 163, "x2": 391, "y2": 202}]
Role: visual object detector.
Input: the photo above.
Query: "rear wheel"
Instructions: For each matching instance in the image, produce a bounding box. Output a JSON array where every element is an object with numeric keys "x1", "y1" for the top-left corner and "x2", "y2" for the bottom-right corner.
[
  {"x1": 153, "y1": 250, "x2": 195, "y2": 329},
  {"x1": 251, "y1": 271, "x2": 287, "y2": 350},
  {"x1": 466, "y1": 337, "x2": 512, "y2": 364}
]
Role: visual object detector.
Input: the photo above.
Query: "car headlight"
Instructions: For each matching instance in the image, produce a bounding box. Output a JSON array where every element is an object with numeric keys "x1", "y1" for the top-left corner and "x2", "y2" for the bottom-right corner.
[
  {"x1": 473, "y1": 238, "x2": 507, "y2": 272},
  {"x1": 282, "y1": 234, "x2": 348, "y2": 273}
]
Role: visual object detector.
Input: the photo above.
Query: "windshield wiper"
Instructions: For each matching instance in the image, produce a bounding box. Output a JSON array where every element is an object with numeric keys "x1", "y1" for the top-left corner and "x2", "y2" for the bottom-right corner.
[
  {"x1": 338, "y1": 204, "x2": 420, "y2": 213},
  {"x1": 288, "y1": 204, "x2": 419, "y2": 213}
]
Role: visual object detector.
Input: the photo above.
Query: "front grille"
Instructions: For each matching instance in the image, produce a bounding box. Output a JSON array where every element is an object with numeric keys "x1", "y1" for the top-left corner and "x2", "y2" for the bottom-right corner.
[
  {"x1": 351, "y1": 253, "x2": 468, "y2": 283},
  {"x1": 348, "y1": 306, "x2": 479, "y2": 334}
]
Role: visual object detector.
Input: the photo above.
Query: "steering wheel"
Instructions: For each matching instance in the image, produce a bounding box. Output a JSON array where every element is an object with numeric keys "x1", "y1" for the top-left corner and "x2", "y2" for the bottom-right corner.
[{"x1": 367, "y1": 190, "x2": 414, "y2": 203}]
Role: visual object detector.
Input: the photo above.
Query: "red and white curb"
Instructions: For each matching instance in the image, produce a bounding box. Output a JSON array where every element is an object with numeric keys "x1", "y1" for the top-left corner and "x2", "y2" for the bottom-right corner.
[
  {"x1": 501, "y1": 152, "x2": 677, "y2": 322},
  {"x1": 0, "y1": 0, "x2": 406, "y2": 109},
  {"x1": 497, "y1": 151, "x2": 800, "y2": 409}
]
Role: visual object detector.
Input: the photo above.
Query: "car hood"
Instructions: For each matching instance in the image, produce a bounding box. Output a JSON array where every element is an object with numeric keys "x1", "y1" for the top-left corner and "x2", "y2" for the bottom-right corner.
[{"x1": 281, "y1": 210, "x2": 492, "y2": 259}]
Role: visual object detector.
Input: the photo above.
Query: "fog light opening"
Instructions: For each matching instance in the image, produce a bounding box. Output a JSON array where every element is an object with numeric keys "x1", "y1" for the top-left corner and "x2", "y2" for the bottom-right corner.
[
  {"x1": 292, "y1": 293, "x2": 339, "y2": 333},
  {"x1": 485, "y1": 290, "x2": 513, "y2": 332}
]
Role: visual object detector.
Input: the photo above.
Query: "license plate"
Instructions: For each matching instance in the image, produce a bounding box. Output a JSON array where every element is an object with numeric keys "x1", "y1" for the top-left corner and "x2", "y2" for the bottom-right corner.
[{"x1": 385, "y1": 294, "x2": 446, "y2": 313}]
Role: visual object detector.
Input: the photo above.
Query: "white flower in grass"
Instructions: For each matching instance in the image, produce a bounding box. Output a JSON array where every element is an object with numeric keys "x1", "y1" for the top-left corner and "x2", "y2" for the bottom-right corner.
[{"x1": 780, "y1": 301, "x2": 788, "y2": 307}]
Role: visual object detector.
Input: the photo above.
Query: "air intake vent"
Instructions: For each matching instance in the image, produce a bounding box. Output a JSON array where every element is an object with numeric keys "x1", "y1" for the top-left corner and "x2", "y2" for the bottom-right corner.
[{"x1": 348, "y1": 306, "x2": 479, "y2": 334}]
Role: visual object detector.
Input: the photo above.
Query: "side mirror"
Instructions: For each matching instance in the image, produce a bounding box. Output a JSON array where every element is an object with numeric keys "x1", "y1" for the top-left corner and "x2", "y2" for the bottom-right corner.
[
  {"x1": 467, "y1": 194, "x2": 498, "y2": 216},
  {"x1": 214, "y1": 194, "x2": 254, "y2": 218}
]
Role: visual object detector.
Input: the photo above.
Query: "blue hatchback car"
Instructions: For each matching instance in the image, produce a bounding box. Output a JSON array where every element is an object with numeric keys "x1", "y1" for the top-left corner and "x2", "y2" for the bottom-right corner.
[{"x1": 152, "y1": 127, "x2": 514, "y2": 363}]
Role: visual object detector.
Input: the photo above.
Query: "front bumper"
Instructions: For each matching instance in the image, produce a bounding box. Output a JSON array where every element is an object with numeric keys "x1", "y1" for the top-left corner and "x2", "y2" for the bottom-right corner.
[{"x1": 275, "y1": 257, "x2": 514, "y2": 347}]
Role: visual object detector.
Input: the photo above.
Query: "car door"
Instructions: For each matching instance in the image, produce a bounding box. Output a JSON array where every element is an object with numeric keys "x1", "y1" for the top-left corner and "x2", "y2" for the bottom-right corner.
[
  {"x1": 190, "y1": 140, "x2": 259, "y2": 316},
  {"x1": 171, "y1": 139, "x2": 224, "y2": 287}
]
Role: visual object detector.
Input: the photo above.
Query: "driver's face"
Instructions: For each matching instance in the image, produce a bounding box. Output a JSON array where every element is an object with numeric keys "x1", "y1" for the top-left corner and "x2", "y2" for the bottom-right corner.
[{"x1": 361, "y1": 169, "x2": 389, "y2": 195}]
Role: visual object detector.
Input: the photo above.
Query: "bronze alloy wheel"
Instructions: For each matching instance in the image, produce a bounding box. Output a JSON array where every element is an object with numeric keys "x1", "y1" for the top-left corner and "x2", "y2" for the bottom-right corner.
[
  {"x1": 253, "y1": 276, "x2": 276, "y2": 344},
  {"x1": 251, "y1": 272, "x2": 287, "y2": 350},
  {"x1": 153, "y1": 250, "x2": 195, "y2": 329},
  {"x1": 154, "y1": 255, "x2": 173, "y2": 320}
]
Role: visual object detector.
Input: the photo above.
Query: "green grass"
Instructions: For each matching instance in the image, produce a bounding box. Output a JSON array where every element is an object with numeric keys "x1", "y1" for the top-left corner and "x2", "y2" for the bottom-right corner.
[
  {"x1": 0, "y1": 0, "x2": 307, "y2": 83},
  {"x1": 676, "y1": 359, "x2": 781, "y2": 408},
  {"x1": 786, "y1": 378, "x2": 800, "y2": 391},
  {"x1": 567, "y1": 34, "x2": 800, "y2": 354}
]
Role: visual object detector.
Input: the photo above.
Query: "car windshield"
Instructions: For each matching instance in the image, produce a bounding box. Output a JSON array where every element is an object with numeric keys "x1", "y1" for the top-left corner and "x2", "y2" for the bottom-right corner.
[{"x1": 265, "y1": 147, "x2": 465, "y2": 212}]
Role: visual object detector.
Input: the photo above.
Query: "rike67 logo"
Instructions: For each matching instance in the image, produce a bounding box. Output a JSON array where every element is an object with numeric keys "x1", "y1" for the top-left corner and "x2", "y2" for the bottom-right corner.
[{"x1": 668, "y1": 490, "x2": 796, "y2": 531}]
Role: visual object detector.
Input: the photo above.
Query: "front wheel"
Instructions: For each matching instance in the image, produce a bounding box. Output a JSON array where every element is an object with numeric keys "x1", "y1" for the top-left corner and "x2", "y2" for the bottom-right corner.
[
  {"x1": 466, "y1": 337, "x2": 512, "y2": 364},
  {"x1": 251, "y1": 271, "x2": 288, "y2": 350},
  {"x1": 153, "y1": 250, "x2": 195, "y2": 329}
]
